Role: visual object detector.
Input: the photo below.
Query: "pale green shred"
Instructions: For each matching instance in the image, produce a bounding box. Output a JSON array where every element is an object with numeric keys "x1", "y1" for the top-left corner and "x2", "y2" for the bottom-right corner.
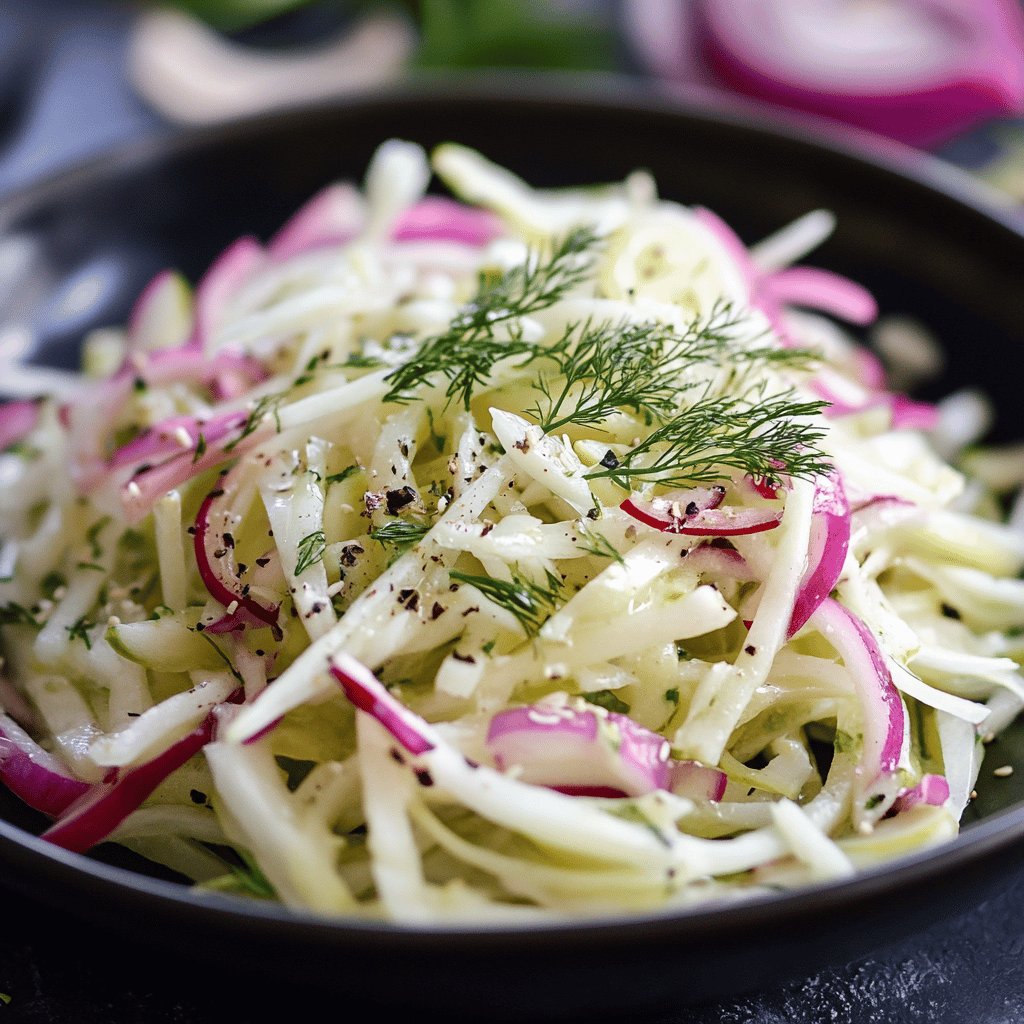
[{"x1": 0, "y1": 140, "x2": 1020, "y2": 924}]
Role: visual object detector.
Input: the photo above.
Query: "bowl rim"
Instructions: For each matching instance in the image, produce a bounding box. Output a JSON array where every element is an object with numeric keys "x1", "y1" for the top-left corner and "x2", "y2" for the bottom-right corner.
[{"x1": 1, "y1": 75, "x2": 1023, "y2": 949}]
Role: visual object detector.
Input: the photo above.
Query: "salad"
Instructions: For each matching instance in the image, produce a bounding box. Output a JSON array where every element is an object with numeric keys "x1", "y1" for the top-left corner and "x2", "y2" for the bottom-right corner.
[{"x1": 0, "y1": 141, "x2": 1022, "y2": 923}]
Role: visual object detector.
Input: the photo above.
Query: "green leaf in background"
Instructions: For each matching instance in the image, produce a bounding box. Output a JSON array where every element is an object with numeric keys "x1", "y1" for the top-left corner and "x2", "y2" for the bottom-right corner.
[
  {"x1": 159, "y1": 0, "x2": 615, "y2": 71},
  {"x1": 414, "y1": 0, "x2": 615, "y2": 71}
]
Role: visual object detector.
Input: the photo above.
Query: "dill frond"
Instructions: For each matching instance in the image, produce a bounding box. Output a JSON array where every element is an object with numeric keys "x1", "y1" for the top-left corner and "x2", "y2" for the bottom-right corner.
[
  {"x1": 449, "y1": 566, "x2": 563, "y2": 636},
  {"x1": 383, "y1": 227, "x2": 600, "y2": 409},
  {"x1": 584, "y1": 385, "x2": 830, "y2": 489}
]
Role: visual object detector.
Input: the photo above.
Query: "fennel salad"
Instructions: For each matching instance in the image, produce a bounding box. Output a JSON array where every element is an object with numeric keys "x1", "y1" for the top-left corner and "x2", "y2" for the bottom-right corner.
[{"x1": 0, "y1": 141, "x2": 1022, "y2": 923}]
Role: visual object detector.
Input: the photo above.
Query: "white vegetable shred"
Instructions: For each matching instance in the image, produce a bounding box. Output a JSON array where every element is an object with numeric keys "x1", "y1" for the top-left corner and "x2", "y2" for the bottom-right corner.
[{"x1": 0, "y1": 141, "x2": 1020, "y2": 922}]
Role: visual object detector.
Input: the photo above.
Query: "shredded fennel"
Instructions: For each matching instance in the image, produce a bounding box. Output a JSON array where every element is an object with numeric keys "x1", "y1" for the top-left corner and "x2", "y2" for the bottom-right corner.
[{"x1": 0, "y1": 140, "x2": 1020, "y2": 925}]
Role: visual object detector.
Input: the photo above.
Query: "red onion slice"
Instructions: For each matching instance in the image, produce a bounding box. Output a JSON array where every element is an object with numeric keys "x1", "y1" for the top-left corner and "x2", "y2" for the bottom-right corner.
[
  {"x1": 788, "y1": 472, "x2": 850, "y2": 638},
  {"x1": 619, "y1": 486, "x2": 726, "y2": 531},
  {"x1": 0, "y1": 399, "x2": 40, "y2": 453},
  {"x1": 269, "y1": 183, "x2": 365, "y2": 260},
  {"x1": 118, "y1": 409, "x2": 256, "y2": 524},
  {"x1": 329, "y1": 653, "x2": 435, "y2": 756},
  {"x1": 42, "y1": 690, "x2": 242, "y2": 853},
  {"x1": 70, "y1": 349, "x2": 266, "y2": 492},
  {"x1": 674, "y1": 506, "x2": 784, "y2": 537},
  {"x1": 812, "y1": 598, "x2": 906, "y2": 787},
  {"x1": 127, "y1": 269, "x2": 191, "y2": 352},
  {"x1": 670, "y1": 759, "x2": 727, "y2": 803},
  {"x1": 888, "y1": 394, "x2": 940, "y2": 431},
  {"x1": 700, "y1": 0, "x2": 1024, "y2": 146},
  {"x1": 692, "y1": 206, "x2": 877, "y2": 341},
  {"x1": 621, "y1": 490, "x2": 783, "y2": 537},
  {"x1": 890, "y1": 773, "x2": 950, "y2": 815},
  {"x1": 204, "y1": 550, "x2": 285, "y2": 635},
  {"x1": 683, "y1": 543, "x2": 755, "y2": 582},
  {"x1": 762, "y1": 267, "x2": 878, "y2": 326},
  {"x1": 392, "y1": 197, "x2": 502, "y2": 247},
  {"x1": 189, "y1": 237, "x2": 264, "y2": 351},
  {"x1": 486, "y1": 703, "x2": 673, "y2": 797},
  {"x1": 811, "y1": 372, "x2": 938, "y2": 430},
  {"x1": 0, "y1": 714, "x2": 89, "y2": 817},
  {"x1": 194, "y1": 466, "x2": 280, "y2": 631}
]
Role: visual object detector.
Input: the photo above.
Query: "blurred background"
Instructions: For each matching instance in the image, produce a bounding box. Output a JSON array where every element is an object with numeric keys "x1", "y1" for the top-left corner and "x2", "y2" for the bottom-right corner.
[{"x1": 0, "y1": 0, "x2": 1022, "y2": 205}]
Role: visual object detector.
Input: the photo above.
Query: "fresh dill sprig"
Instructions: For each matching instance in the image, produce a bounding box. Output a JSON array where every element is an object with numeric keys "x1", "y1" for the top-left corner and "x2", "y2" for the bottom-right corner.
[
  {"x1": 575, "y1": 520, "x2": 624, "y2": 564},
  {"x1": 294, "y1": 531, "x2": 327, "y2": 575},
  {"x1": 527, "y1": 303, "x2": 819, "y2": 434},
  {"x1": 225, "y1": 393, "x2": 283, "y2": 452},
  {"x1": 383, "y1": 226, "x2": 600, "y2": 409},
  {"x1": 449, "y1": 566, "x2": 563, "y2": 636},
  {"x1": 370, "y1": 520, "x2": 431, "y2": 550},
  {"x1": 584, "y1": 385, "x2": 830, "y2": 489},
  {"x1": 526, "y1": 318, "x2": 694, "y2": 432}
]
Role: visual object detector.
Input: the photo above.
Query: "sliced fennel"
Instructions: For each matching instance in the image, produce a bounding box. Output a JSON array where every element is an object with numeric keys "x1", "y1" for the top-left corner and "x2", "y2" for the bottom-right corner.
[{"x1": 0, "y1": 139, "x2": 1019, "y2": 925}]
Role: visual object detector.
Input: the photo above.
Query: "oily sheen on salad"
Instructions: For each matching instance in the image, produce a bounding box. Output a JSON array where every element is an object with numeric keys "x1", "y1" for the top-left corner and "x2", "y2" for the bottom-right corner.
[{"x1": 1, "y1": 141, "x2": 1023, "y2": 923}]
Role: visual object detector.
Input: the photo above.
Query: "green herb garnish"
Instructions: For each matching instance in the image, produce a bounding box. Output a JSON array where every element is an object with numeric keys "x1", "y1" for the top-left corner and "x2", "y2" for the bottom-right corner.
[
  {"x1": 581, "y1": 689, "x2": 630, "y2": 715},
  {"x1": 294, "y1": 531, "x2": 327, "y2": 576},
  {"x1": 449, "y1": 566, "x2": 563, "y2": 636},
  {"x1": 383, "y1": 227, "x2": 600, "y2": 408},
  {"x1": 584, "y1": 385, "x2": 829, "y2": 489},
  {"x1": 370, "y1": 521, "x2": 431, "y2": 550}
]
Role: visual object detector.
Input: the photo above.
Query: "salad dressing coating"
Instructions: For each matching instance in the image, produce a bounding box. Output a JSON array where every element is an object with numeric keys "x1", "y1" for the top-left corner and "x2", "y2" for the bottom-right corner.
[{"x1": 0, "y1": 140, "x2": 1022, "y2": 922}]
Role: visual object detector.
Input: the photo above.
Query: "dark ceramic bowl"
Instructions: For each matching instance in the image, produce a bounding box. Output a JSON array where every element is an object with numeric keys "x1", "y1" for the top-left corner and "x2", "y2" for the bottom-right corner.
[{"x1": 0, "y1": 80, "x2": 1022, "y2": 1020}]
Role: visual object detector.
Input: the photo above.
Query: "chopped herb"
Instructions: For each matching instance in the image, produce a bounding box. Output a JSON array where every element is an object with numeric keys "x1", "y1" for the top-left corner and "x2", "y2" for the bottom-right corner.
[
  {"x1": 66, "y1": 617, "x2": 94, "y2": 650},
  {"x1": 203, "y1": 850, "x2": 276, "y2": 900},
  {"x1": 342, "y1": 352, "x2": 385, "y2": 369},
  {"x1": 294, "y1": 531, "x2": 327, "y2": 576},
  {"x1": 192, "y1": 631, "x2": 245, "y2": 686},
  {"x1": 0, "y1": 602, "x2": 40, "y2": 627},
  {"x1": 426, "y1": 408, "x2": 446, "y2": 452},
  {"x1": 584, "y1": 385, "x2": 830, "y2": 489},
  {"x1": 192, "y1": 431, "x2": 207, "y2": 463},
  {"x1": 865, "y1": 794, "x2": 885, "y2": 810},
  {"x1": 581, "y1": 689, "x2": 631, "y2": 714},
  {"x1": 5, "y1": 441, "x2": 41, "y2": 460},
  {"x1": 481, "y1": 639, "x2": 496, "y2": 655},
  {"x1": 225, "y1": 393, "x2": 283, "y2": 452},
  {"x1": 76, "y1": 561, "x2": 106, "y2": 573},
  {"x1": 383, "y1": 227, "x2": 600, "y2": 408},
  {"x1": 86, "y1": 516, "x2": 112, "y2": 559},
  {"x1": 40, "y1": 571, "x2": 67, "y2": 600},
  {"x1": 449, "y1": 566, "x2": 563, "y2": 636},
  {"x1": 370, "y1": 520, "x2": 431, "y2": 550},
  {"x1": 326, "y1": 465, "x2": 360, "y2": 486},
  {"x1": 575, "y1": 521, "x2": 624, "y2": 564},
  {"x1": 665, "y1": 687, "x2": 679, "y2": 705},
  {"x1": 608, "y1": 803, "x2": 672, "y2": 848}
]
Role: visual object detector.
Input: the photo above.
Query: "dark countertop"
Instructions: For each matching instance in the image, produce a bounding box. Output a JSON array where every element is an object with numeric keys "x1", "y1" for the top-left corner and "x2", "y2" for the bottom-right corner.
[{"x1": 0, "y1": 3, "x2": 1022, "y2": 1022}]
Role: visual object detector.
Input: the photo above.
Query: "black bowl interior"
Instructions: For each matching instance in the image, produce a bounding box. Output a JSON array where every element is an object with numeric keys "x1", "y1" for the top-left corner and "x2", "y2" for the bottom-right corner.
[{"x1": 1, "y1": 80, "x2": 1023, "y2": 1018}]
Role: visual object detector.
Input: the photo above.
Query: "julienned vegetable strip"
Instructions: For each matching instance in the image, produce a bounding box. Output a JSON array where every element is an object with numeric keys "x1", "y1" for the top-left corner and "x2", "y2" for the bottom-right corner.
[{"x1": 0, "y1": 140, "x2": 1019, "y2": 922}]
